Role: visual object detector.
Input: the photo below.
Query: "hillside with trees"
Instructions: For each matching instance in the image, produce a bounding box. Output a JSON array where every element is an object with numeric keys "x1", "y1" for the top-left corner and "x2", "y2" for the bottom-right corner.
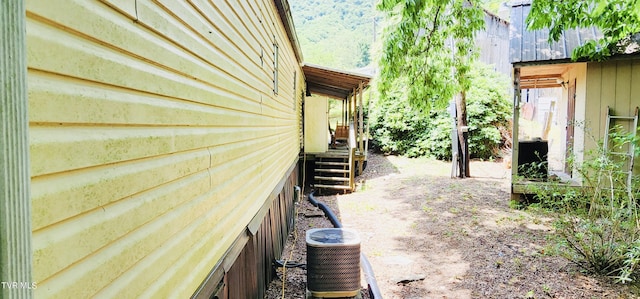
[
  {"x1": 289, "y1": 0, "x2": 509, "y2": 70},
  {"x1": 289, "y1": 0, "x2": 378, "y2": 70}
]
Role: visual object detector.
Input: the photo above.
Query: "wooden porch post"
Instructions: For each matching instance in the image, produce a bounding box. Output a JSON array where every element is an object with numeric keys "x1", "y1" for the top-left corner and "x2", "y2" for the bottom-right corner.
[
  {"x1": 352, "y1": 88, "x2": 357, "y2": 126},
  {"x1": 364, "y1": 88, "x2": 372, "y2": 158},
  {"x1": 340, "y1": 99, "x2": 347, "y2": 126},
  {"x1": 511, "y1": 67, "x2": 522, "y2": 199},
  {"x1": 347, "y1": 93, "x2": 352, "y2": 125},
  {"x1": 1, "y1": 0, "x2": 34, "y2": 298},
  {"x1": 357, "y1": 82, "x2": 364, "y2": 174},
  {"x1": 358, "y1": 82, "x2": 364, "y2": 153}
]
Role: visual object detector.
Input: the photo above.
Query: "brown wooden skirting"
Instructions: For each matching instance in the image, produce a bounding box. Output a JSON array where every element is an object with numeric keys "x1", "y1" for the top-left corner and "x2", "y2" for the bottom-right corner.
[{"x1": 192, "y1": 159, "x2": 299, "y2": 299}]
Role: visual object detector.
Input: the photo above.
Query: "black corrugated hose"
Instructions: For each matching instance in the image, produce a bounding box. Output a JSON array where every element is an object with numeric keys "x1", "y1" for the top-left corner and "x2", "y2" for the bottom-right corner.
[{"x1": 308, "y1": 191, "x2": 383, "y2": 299}]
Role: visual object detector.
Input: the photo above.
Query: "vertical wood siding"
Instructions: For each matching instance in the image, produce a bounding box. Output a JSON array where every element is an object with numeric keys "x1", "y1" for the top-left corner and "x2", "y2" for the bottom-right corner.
[
  {"x1": 26, "y1": 0, "x2": 302, "y2": 297},
  {"x1": 224, "y1": 168, "x2": 297, "y2": 299},
  {"x1": 586, "y1": 60, "x2": 640, "y2": 174},
  {"x1": 476, "y1": 13, "x2": 510, "y2": 76}
]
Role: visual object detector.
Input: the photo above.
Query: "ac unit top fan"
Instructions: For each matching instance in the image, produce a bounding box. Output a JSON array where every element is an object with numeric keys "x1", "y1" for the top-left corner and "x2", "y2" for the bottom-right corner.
[{"x1": 306, "y1": 228, "x2": 361, "y2": 298}]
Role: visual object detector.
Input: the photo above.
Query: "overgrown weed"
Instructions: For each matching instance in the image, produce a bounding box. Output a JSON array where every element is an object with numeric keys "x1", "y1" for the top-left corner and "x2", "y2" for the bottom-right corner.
[{"x1": 523, "y1": 125, "x2": 640, "y2": 284}]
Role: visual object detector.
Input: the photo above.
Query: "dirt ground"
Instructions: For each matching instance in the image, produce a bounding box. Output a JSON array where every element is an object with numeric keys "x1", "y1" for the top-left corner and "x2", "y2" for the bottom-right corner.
[{"x1": 265, "y1": 152, "x2": 640, "y2": 299}]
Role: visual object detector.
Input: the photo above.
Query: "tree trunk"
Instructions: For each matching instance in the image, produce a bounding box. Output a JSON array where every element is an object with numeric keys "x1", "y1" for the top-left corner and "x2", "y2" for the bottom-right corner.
[{"x1": 456, "y1": 91, "x2": 470, "y2": 178}]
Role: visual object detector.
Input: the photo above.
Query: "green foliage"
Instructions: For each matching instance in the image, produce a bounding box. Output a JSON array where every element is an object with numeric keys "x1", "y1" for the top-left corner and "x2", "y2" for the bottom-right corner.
[
  {"x1": 481, "y1": 0, "x2": 506, "y2": 14},
  {"x1": 356, "y1": 42, "x2": 371, "y2": 67},
  {"x1": 525, "y1": 127, "x2": 640, "y2": 283},
  {"x1": 370, "y1": 63, "x2": 511, "y2": 159},
  {"x1": 377, "y1": 0, "x2": 485, "y2": 112},
  {"x1": 289, "y1": 0, "x2": 377, "y2": 69},
  {"x1": 527, "y1": 0, "x2": 640, "y2": 61}
]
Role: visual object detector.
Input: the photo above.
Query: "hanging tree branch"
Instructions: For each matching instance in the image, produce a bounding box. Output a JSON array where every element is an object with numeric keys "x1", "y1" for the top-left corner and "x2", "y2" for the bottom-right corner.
[
  {"x1": 419, "y1": 5, "x2": 442, "y2": 56},
  {"x1": 377, "y1": 0, "x2": 485, "y2": 177}
]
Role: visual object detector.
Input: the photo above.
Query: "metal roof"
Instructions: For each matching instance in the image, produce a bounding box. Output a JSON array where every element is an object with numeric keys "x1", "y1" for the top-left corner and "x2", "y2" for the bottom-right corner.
[
  {"x1": 509, "y1": 2, "x2": 603, "y2": 65},
  {"x1": 302, "y1": 63, "x2": 372, "y2": 99}
]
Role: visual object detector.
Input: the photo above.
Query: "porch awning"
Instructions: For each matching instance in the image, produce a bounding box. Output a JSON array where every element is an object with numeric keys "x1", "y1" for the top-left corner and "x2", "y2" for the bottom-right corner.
[
  {"x1": 518, "y1": 64, "x2": 571, "y2": 89},
  {"x1": 302, "y1": 63, "x2": 372, "y2": 99}
]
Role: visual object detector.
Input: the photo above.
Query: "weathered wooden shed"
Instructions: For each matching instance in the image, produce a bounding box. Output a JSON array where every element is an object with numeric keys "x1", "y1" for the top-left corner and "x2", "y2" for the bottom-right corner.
[
  {"x1": 2, "y1": 0, "x2": 311, "y2": 298},
  {"x1": 476, "y1": 8, "x2": 511, "y2": 76},
  {"x1": 509, "y1": 2, "x2": 640, "y2": 196}
]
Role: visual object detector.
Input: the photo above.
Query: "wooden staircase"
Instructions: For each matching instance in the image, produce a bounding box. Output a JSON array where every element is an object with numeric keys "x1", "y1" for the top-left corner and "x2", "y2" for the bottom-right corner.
[{"x1": 313, "y1": 149, "x2": 353, "y2": 194}]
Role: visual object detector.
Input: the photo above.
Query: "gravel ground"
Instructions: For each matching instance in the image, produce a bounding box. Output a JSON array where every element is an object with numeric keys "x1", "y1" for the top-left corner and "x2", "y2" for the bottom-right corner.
[{"x1": 265, "y1": 152, "x2": 640, "y2": 299}]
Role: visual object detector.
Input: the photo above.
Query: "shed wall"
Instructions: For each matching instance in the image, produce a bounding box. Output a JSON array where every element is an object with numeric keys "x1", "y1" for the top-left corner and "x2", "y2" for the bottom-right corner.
[
  {"x1": 562, "y1": 64, "x2": 588, "y2": 177},
  {"x1": 585, "y1": 60, "x2": 640, "y2": 174},
  {"x1": 476, "y1": 13, "x2": 510, "y2": 76},
  {"x1": 27, "y1": 0, "x2": 302, "y2": 297}
]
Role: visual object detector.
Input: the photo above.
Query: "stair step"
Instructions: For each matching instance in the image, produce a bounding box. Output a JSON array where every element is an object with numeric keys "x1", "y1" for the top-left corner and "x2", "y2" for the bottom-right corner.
[
  {"x1": 318, "y1": 152, "x2": 349, "y2": 158},
  {"x1": 609, "y1": 116, "x2": 636, "y2": 120},
  {"x1": 314, "y1": 176, "x2": 350, "y2": 182},
  {"x1": 315, "y1": 169, "x2": 349, "y2": 174},
  {"x1": 315, "y1": 161, "x2": 349, "y2": 166},
  {"x1": 314, "y1": 184, "x2": 352, "y2": 190}
]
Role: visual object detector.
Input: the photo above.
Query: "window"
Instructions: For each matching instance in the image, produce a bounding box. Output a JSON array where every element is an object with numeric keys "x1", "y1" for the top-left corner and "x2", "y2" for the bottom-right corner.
[
  {"x1": 292, "y1": 71, "x2": 297, "y2": 110},
  {"x1": 273, "y1": 41, "x2": 279, "y2": 95}
]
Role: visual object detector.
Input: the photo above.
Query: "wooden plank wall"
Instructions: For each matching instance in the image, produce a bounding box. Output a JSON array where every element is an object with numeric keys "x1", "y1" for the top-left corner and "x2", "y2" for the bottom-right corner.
[
  {"x1": 585, "y1": 59, "x2": 640, "y2": 174},
  {"x1": 26, "y1": 0, "x2": 303, "y2": 297},
  {"x1": 223, "y1": 168, "x2": 297, "y2": 299},
  {"x1": 476, "y1": 13, "x2": 511, "y2": 76}
]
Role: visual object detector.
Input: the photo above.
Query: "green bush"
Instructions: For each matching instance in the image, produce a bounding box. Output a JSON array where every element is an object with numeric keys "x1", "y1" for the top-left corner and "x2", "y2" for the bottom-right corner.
[
  {"x1": 370, "y1": 62, "x2": 511, "y2": 160},
  {"x1": 526, "y1": 126, "x2": 640, "y2": 284}
]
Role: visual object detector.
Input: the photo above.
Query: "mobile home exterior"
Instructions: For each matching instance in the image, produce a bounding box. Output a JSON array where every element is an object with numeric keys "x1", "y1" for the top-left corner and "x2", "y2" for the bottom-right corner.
[{"x1": 4, "y1": 0, "x2": 305, "y2": 297}]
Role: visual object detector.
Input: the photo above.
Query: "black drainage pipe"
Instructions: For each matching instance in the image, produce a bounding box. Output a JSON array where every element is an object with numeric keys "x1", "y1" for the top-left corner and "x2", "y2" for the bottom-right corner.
[{"x1": 308, "y1": 191, "x2": 383, "y2": 299}]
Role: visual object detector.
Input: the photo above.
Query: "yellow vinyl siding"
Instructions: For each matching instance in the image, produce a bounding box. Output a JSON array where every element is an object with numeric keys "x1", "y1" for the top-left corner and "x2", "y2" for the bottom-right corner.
[{"x1": 27, "y1": 0, "x2": 302, "y2": 297}]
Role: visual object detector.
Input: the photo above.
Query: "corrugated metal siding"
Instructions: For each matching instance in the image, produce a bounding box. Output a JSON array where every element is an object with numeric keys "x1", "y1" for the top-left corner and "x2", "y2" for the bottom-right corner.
[
  {"x1": 510, "y1": 3, "x2": 602, "y2": 64},
  {"x1": 585, "y1": 60, "x2": 640, "y2": 174},
  {"x1": 27, "y1": 0, "x2": 302, "y2": 297}
]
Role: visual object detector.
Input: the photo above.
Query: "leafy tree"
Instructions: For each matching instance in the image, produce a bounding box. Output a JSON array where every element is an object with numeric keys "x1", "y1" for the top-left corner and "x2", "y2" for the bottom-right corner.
[
  {"x1": 377, "y1": 0, "x2": 485, "y2": 177},
  {"x1": 481, "y1": 0, "x2": 506, "y2": 14},
  {"x1": 527, "y1": 0, "x2": 640, "y2": 61},
  {"x1": 356, "y1": 42, "x2": 371, "y2": 68},
  {"x1": 371, "y1": 62, "x2": 512, "y2": 160}
]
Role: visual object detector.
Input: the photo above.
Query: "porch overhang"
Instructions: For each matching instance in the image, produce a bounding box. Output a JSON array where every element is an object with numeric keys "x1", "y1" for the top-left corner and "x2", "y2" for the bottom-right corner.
[
  {"x1": 302, "y1": 63, "x2": 372, "y2": 99},
  {"x1": 515, "y1": 63, "x2": 572, "y2": 89}
]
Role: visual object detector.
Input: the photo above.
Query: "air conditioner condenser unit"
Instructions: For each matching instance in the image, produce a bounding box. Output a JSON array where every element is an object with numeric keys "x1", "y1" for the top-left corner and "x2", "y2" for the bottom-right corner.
[{"x1": 306, "y1": 228, "x2": 361, "y2": 298}]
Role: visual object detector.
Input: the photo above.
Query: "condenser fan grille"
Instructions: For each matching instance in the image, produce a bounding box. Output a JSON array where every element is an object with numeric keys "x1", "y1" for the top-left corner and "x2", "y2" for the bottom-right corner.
[{"x1": 306, "y1": 228, "x2": 361, "y2": 297}]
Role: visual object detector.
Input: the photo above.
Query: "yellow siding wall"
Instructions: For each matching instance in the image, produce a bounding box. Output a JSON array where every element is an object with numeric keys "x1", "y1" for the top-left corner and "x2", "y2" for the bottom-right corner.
[
  {"x1": 585, "y1": 60, "x2": 640, "y2": 174},
  {"x1": 304, "y1": 96, "x2": 329, "y2": 153},
  {"x1": 27, "y1": 0, "x2": 302, "y2": 297}
]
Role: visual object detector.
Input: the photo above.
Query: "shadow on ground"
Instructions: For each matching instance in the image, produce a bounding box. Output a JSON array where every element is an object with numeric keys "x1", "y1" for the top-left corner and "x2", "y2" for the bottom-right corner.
[{"x1": 336, "y1": 155, "x2": 637, "y2": 299}]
